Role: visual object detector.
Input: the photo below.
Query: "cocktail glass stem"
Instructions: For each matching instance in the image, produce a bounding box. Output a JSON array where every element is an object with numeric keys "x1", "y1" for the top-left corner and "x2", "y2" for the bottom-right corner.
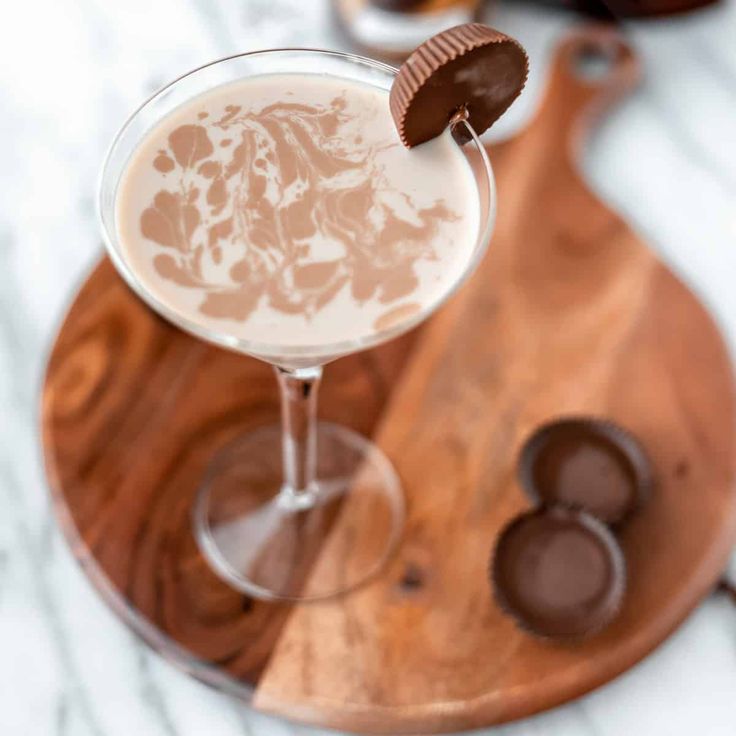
[
  {"x1": 275, "y1": 365, "x2": 323, "y2": 510},
  {"x1": 99, "y1": 48, "x2": 494, "y2": 602}
]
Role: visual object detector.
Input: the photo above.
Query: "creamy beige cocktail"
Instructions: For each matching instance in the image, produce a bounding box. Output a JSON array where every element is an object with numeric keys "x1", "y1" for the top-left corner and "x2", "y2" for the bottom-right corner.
[{"x1": 115, "y1": 73, "x2": 480, "y2": 360}]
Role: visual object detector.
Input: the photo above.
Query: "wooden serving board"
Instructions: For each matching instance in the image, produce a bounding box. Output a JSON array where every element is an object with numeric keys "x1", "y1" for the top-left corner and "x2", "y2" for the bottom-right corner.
[{"x1": 42, "y1": 27, "x2": 736, "y2": 733}]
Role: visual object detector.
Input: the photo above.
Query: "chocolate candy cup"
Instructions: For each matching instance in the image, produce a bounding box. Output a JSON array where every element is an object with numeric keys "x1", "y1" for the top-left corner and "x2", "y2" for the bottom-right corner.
[
  {"x1": 389, "y1": 23, "x2": 528, "y2": 147},
  {"x1": 491, "y1": 506, "x2": 626, "y2": 639},
  {"x1": 519, "y1": 417, "x2": 653, "y2": 526}
]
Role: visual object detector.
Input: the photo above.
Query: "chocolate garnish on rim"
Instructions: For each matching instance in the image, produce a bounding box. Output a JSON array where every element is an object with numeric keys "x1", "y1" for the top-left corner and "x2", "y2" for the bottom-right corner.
[{"x1": 390, "y1": 23, "x2": 529, "y2": 147}]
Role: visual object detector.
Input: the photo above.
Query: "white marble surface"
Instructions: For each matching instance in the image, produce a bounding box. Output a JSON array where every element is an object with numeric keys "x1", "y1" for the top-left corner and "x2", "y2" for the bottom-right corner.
[{"x1": 2, "y1": 1, "x2": 736, "y2": 734}]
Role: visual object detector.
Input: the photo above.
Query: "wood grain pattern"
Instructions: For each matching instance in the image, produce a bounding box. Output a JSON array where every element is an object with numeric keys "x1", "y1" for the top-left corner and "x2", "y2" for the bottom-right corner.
[
  {"x1": 42, "y1": 257, "x2": 420, "y2": 690},
  {"x1": 41, "y1": 27, "x2": 736, "y2": 732}
]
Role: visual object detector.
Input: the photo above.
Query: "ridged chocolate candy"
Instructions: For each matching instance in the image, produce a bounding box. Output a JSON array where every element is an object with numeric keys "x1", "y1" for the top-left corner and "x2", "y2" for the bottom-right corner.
[
  {"x1": 518, "y1": 417, "x2": 653, "y2": 526},
  {"x1": 491, "y1": 506, "x2": 626, "y2": 639},
  {"x1": 390, "y1": 23, "x2": 529, "y2": 147}
]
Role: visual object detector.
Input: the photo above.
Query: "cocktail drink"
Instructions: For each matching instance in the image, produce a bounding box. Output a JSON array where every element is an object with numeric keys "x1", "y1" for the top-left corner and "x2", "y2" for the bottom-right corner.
[
  {"x1": 100, "y1": 49, "x2": 496, "y2": 600},
  {"x1": 115, "y1": 74, "x2": 483, "y2": 363}
]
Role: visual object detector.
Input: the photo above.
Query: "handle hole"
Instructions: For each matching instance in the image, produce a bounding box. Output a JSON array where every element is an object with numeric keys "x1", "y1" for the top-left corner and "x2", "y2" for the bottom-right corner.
[{"x1": 572, "y1": 41, "x2": 621, "y2": 82}]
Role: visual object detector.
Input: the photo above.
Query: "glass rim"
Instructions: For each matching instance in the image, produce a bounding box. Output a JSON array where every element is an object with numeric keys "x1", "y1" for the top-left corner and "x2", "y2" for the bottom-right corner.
[{"x1": 98, "y1": 46, "x2": 496, "y2": 363}]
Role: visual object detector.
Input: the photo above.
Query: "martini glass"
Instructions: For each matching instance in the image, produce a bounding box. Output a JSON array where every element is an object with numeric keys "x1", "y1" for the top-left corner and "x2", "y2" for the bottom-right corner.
[{"x1": 99, "y1": 49, "x2": 495, "y2": 601}]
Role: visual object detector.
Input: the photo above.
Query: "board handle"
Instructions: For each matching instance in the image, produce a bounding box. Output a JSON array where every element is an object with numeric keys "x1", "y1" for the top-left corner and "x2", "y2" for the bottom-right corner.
[
  {"x1": 531, "y1": 25, "x2": 641, "y2": 164},
  {"x1": 558, "y1": 25, "x2": 639, "y2": 97}
]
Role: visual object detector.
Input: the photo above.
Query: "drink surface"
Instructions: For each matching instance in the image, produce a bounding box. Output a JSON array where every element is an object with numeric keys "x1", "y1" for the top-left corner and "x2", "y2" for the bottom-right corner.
[{"x1": 115, "y1": 73, "x2": 480, "y2": 357}]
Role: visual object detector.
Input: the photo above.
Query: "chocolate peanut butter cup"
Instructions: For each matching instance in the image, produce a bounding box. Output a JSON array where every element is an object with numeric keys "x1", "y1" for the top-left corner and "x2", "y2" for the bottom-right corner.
[
  {"x1": 390, "y1": 23, "x2": 529, "y2": 147},
  {"x1": 519, "y1": 417, "x2": 653, "y2": 526},
  {"x1": 491, "y1": 506, "x2": 626, "y2": 639}
]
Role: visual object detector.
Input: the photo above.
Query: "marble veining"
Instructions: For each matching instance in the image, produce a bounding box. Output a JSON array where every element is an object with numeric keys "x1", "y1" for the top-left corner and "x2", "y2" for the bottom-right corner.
[{"x1": 1, "y1": 1, "x2": 735, "y2": 734}]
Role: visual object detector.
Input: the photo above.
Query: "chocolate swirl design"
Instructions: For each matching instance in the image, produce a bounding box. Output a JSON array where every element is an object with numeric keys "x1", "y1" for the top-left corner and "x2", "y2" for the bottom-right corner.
[{"x1": 138, "y1": 93, "x2": 458, "y2": 331}]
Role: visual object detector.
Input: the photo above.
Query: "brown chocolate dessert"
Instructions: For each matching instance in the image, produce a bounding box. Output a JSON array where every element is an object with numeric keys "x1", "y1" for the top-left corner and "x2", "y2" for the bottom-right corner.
[
  {"x1": 519, "y1": 418, "x2": 653, "y2": 525},
  {"x1": 491, "y1": 506, "x2": 626, "y2": 638},
  {"x1": 390, "y1": 23, "x2": 529, "y2": 147}
]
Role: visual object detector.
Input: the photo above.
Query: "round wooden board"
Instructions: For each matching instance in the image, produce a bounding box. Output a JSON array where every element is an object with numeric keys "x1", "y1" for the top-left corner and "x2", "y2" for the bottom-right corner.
[{"x1": 42, "y1": 27, "x2": 736, "y2": 734}]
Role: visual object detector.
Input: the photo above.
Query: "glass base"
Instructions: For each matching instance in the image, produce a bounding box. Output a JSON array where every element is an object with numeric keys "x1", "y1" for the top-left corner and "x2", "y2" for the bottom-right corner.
[{"x1": 193, "y1": 422, "x2": 404, "y2": 601}]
